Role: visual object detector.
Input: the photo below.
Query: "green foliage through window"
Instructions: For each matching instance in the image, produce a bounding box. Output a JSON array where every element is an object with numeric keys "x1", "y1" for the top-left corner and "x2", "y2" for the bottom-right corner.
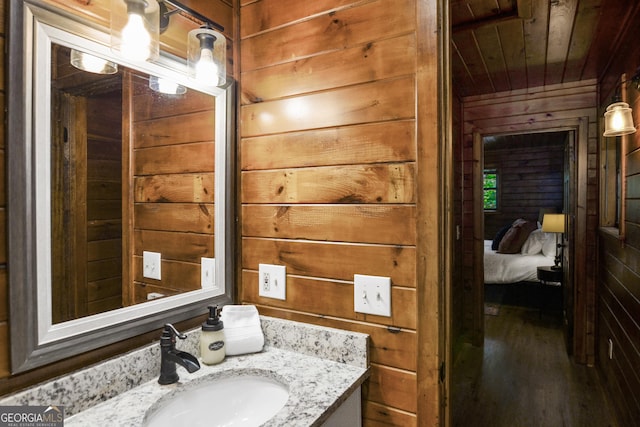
[{"x1": 484, "y1": 169, "x2": 497, "y2": 210}]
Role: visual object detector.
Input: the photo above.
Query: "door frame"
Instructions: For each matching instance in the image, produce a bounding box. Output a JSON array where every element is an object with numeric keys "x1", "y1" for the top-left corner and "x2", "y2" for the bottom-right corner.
[{"x1": 470, "y1": 119, "x2": 588, "y2": 359}]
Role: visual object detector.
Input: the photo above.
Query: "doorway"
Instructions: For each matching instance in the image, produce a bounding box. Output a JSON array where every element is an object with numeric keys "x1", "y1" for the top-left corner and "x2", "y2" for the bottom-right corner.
[{"x1": 480, "y1": 131, "x2": 574, "y2": 346}]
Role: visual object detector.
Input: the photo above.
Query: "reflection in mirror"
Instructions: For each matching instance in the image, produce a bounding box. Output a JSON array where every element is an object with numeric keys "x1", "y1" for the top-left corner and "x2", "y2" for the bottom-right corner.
[
  {"x1": 8, "y1": 0, "x2": 234, "y2": 373},
  {"x1": 50, "y1": 44, "x2": 217, "y2": 324}
]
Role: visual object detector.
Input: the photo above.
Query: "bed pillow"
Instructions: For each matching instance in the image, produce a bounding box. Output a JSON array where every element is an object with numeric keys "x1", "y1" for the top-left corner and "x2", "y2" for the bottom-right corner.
[
  {"x1": 542, "y1": 233, "x2": 557, "y2": 257},
  {"x1": 491, "y1": 224, "x2": 512, "y2": 250},
  {"x1": 521, "y1": 229, "x2": 545, "y2": 255},
  {"x1": 498, "y1": 219, "x2": 537, "y2": 254}
]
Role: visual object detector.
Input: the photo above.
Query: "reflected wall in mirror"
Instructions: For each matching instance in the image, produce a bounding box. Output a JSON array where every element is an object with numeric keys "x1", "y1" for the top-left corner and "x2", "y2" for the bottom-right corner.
[
  {"x1": 8, "y1": 0, "x2": 234, "y2": 374},
  {"x1": 50, "y1": 44, "x2": 216, "y2": 324}
]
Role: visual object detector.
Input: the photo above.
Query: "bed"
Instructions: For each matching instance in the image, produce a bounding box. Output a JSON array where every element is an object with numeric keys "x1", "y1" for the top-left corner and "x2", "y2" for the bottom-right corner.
[
  {"x1": 484, "y1": 240, "x2": 555, "y2": 284},
  {"x1": 484, "y1": 223, "x2": 557, "y2": 284}
]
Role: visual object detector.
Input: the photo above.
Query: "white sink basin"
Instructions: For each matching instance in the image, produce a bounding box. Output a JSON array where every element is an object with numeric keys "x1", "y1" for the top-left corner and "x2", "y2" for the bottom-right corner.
[{"x1": 143, "y1": 374, "x2": 289, "y2": 427}]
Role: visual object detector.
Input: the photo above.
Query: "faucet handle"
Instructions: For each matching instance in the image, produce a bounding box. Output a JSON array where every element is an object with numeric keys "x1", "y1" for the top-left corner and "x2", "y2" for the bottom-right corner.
[{"x1": 162, "y1": 323, "x2": 187, "y2": 341}]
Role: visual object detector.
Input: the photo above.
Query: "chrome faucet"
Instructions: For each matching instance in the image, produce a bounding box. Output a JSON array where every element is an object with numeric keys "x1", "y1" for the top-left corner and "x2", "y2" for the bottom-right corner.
[{"x1": 158, "y1": 323, "x2": 201, "y2": 385}]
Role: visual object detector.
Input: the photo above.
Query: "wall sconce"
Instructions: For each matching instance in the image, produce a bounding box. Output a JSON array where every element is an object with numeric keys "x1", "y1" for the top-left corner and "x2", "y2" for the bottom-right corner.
[
  {"x1": 110, "y1": 0, "x2": 160, "y2": 62},
  {"x1": 603, "y1": 68, "x2": 640, "y2": 137},
  {"x1": 149, "y1": 75, "x2": 187, "y2": 95},
  {"x1": 542, "y1": 213, "x2": 565, "y2": 270},
  {"x1": 70, "y1": 49, "x2": 118, "y2": 74},
  {"x1": 187, "y1": 26, "x2": 226, "y2": 88}
]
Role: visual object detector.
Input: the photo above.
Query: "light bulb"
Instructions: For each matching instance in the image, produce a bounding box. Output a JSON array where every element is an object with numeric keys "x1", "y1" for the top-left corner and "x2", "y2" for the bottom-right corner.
[
  {"x1": 121, "y1": 13, "x2": 151, "y2": 60},
  {"x1": 82, "y1": 54, "x2": 109, "y2": 73},
  {"x1": 611, "y1": 109, "x2": 624, "y2": 131},
  {"x1": 195, "y1": 48, "x2": 219, "y2": 84}
]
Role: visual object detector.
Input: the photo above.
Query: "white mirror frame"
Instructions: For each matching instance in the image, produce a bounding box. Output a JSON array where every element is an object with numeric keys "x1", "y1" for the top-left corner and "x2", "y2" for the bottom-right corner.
[{"x1": 8, "y1": 0, "x2": 235, "y2": 373}]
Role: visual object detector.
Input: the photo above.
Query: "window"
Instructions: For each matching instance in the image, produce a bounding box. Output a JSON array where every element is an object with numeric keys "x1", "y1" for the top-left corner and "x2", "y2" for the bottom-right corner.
[{"x1": 483, "y1": 169, "x2": 498, "y2": 211}]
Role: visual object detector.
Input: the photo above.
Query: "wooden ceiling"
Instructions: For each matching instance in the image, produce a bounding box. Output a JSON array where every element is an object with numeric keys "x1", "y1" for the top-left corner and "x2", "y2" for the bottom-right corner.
[{"x1": 452, "y1": 0, "x2": 640, "y2": 98}]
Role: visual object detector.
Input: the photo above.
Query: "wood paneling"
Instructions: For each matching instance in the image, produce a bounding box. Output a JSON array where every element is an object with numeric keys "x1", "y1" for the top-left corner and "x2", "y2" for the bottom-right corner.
[
  {"x1": 451, "y1": 0, "x2": 638, "y2": 98},
  {"x1": 130, "y1": 80, "x2": 216, "y2": 299},
  {"x1": 483, "y1": 134, "x2": 566, "y2": 239},
  {"x1": 239, "y1": 0, "x2": 441, "y2": 425},
  {"x1": 596, "y1": 18, "x2": 640, "y2": 425}
]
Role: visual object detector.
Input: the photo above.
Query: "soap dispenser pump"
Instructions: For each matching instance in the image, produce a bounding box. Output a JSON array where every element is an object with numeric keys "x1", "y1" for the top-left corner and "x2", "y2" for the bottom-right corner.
[{"x1": 200, "y1": 305, "x2": 225, "y2": 365}]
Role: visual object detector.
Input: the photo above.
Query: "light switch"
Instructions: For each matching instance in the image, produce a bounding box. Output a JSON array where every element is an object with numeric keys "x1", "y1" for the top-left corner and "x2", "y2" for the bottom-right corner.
[
  {"x1": 143, "y1": 251, "x2": 161, "y2": 280},
  {"x1": 201, "y1": 257, "x2": 215, "y2": 289},
  {"x1": 354, "y1": 274, "x2": 391, "y2": 317}
]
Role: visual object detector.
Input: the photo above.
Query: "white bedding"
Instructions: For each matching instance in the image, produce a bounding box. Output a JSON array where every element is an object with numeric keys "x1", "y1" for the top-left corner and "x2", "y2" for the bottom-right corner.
[{"x1": 484, "y1": 240, "x2": 555, "y2": 284}]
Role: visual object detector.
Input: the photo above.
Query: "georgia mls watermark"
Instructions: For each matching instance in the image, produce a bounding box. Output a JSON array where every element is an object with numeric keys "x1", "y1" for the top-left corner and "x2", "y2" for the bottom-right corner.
[{"x1": 0, "y1": 406, "x2": 64, "y2": 427}]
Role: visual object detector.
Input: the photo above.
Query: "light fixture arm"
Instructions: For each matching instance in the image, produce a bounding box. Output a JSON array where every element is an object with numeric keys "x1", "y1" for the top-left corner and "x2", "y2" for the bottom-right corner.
[{"x1": 159, "y1": 0, "x2": 224, "y2": 34}]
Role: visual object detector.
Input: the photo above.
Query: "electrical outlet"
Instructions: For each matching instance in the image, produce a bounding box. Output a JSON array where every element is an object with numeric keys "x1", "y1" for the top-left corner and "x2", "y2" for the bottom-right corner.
[
  {"x1": 354, "y1": 274, "x2": 391, "y2": 317},
  {"x1": 258, "y1": 264, "x2": 286, "y2": 300},
  {"x1": 143, "y1": 251, "x2": 161, "y2": 280},
  {"x1": 201, "y1": 257, "x2": 215, "y2": 289}
]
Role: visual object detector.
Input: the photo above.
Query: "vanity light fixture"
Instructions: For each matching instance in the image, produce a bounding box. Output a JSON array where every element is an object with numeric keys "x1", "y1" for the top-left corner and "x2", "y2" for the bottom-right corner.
[
  {"x1": 111, "y1": 0, "x2": 160, "y2": 62},
  {"x1": 70, "y1": 49, "x2": 118, "y2": 74},
  {"x1": 149, "y1": 75, "x2": 187, "y2": 95},
  {"x1": 603, "y1": 67, "x2": 640, "y2": 137}
]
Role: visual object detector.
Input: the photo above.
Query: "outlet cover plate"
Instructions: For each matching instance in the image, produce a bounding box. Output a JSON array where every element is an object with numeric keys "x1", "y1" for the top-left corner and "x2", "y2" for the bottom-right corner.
[
  {"x1": 143, "y1": 251, "x2": 161, "y2": 280},
  {"x1": 354, "y1": 274, "x2": 391, "y2": 317},
  {"x1": 201, "y1": 257, "x2": 215, "y2": 289},
  {"x1": 258, "y1": 263, "x2": 286, "y2": 300}
]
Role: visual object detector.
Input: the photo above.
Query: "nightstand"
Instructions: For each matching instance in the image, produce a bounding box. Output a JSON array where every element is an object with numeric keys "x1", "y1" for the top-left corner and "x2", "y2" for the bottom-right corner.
[
  {"x1": 536, "y1": 266, "x2": 563, "y2": 316},
  {"x1": 537, "y1": 266, "x2": 563, "y2": 285}
]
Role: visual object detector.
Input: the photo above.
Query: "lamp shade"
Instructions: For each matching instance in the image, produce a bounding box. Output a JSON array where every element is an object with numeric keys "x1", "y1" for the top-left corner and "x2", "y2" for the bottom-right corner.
[
  {"x1": 110, "y1": 0, "x2": 159, "y2": 62},
  {"x1": 70, "y1": 50, "x2": 118, "y2": 75},
  {"x1": 149, "y1": 76, "x2": 187, "y2": 95},
  {"x1": 187, "y1": 27, "x2": 226, "y2": 88},
  {"x1": 603, "y1": 101, "x2": 636, "y2": 137},
  {"x1": 542, "y1": 214, "x2": 565, "y2": 233}
]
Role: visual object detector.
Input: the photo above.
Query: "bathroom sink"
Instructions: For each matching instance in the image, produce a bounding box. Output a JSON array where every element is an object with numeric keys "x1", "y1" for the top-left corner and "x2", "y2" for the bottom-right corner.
[{"x1": 143, "y1": 374, "x2": 289, "y2": 427}]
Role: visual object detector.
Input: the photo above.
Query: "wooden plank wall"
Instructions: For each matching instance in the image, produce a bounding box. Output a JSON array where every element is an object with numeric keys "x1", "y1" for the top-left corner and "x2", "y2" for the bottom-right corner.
[
  {"x1": 483, "y1": 136, "x2": 565, "y2": 239},
  {"x1": 0, "y1": 0, "x2": 8, "y2": 378},
  {"x1": 130, "y1": 78, "x2": 216, "y2": 303},
  {"x1": 596, "y1": 5, "x2": 640, "y2": 424},
  {"x1": 238, "y1": 0, "x2": 443, "y2": 425},
  {"x1": 86, "y1": 94, "x2": 123, "y2": 315},
  {"x1": 461, "y1": 80, "x2": 599, "y2": 363}
]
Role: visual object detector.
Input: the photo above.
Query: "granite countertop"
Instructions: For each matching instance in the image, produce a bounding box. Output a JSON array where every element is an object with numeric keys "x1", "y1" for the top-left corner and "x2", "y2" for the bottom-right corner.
[
  {"x1": 0, "y1": 316, "x2": 369, "y2": 427},
  {"x1": 65, "y1": 346, "x2": 368, "y2": 426}
]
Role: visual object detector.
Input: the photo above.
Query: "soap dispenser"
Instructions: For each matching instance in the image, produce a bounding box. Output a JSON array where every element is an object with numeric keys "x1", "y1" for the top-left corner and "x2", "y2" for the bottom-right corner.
[{"x1": 200, "y1": 305, "x2": 225, "y2": 365}]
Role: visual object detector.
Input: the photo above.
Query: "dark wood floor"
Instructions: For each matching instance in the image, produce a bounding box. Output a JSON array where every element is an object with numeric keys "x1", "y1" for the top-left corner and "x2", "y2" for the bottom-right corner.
[{"x1": 451, "y1": 297, "x2": 616, "y2": 427}]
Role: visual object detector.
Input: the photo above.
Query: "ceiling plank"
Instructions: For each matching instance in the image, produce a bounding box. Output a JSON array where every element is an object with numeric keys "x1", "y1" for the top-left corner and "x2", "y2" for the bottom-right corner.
[
  {"x1": 498, "y1": 19, "x2": 528, "y2": 91},
  {"x1": 474, "y1": 25, "x2": 511, "y2": 92},
  {"x1": 452, "y1": 10, "x2": 520, "y2": 33},
  {"x1": 545, "y1": 0, "x2": 578, "y2": 86},
  {"x1": 562, "y1": 0, "x2": 603, "y2": 82},
  {"x1": 523, "y1": 0, "x2": 550, "y2": 88},
  {"x1": 453, "y1": 31, "x2": 496, "y2": 95}
]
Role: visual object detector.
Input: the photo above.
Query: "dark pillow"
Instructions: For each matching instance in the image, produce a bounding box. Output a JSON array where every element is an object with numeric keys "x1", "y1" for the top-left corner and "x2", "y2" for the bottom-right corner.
[
  {"x1": 497, "y1": 219, "x2": 537, "y2": 254},
  {"x1": 491, "y1": 224, "x2": 512, "y2": 250}
]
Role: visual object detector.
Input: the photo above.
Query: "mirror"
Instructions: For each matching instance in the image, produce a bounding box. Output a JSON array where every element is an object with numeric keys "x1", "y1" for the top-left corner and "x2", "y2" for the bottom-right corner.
[{"x1": 8, "y1": 0, "x2": 234, "y2": 373}]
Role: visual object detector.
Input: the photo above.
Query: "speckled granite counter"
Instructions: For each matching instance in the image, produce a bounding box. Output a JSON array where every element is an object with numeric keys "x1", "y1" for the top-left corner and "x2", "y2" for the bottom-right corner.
[{"x1": 0, "y1": 316, "x2": 369, "y2": 426}]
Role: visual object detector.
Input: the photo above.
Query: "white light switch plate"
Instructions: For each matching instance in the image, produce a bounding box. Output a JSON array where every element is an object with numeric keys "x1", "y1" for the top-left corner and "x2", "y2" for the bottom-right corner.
[
  {"x1": 258, "y1": 264, "x2": 286, "y2": 300},
  {"x1": 201, "y1": 257, "x2": 215, "y2": 289},
  {"x1": 143, "y1": 251, "x2": 161, "y2": 280},
  {"x1": 354, "y1": 274, "x2": 391, "y2": 317}
]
